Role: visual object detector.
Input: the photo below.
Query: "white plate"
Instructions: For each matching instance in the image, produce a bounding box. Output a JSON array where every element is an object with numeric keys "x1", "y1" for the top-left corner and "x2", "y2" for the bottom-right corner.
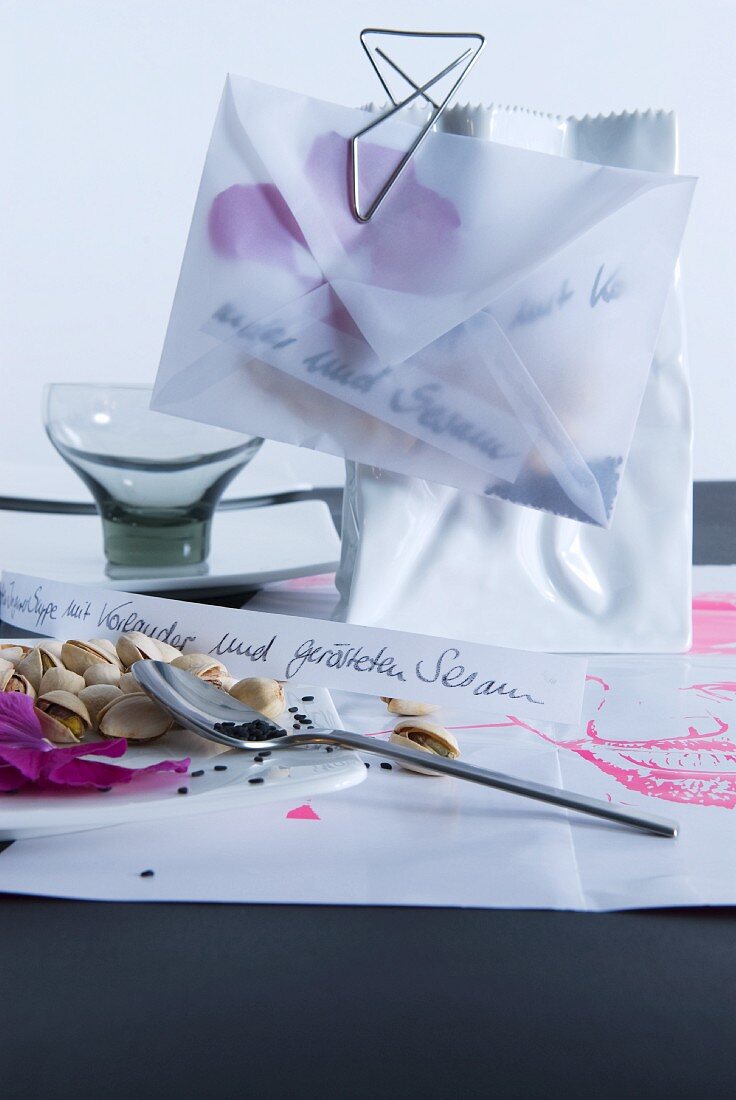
[
  {"x1": 0, "y1": 499, "x2": 340, "y2": 593},
  {"x1": 0, "y1": 440, "x2": 345, "y2": 505},
  {"x1": 0, "y1": 684, "x2": 365, "y2": 840}
]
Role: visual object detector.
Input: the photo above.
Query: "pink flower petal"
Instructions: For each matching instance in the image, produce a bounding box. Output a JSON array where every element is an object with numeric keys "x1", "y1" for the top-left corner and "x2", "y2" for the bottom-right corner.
[
  {"x1": 0, "y1": 693, "x2": 49, "y2": 749},
  {"x1": 0, "y1": 696, "x2": 190, "y2": 793}
]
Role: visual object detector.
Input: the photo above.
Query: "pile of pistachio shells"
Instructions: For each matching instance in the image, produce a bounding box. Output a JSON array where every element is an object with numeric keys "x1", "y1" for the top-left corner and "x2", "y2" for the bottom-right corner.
[
  {"x1": 0, "y1": 635, "x2": 461, "y2": 772},
  {"x1": 0, "y1": 633, "x2": 286, "y2": 745}
]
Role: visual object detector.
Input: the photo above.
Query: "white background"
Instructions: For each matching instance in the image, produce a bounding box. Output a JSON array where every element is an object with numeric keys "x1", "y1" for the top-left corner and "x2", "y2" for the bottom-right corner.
[{"x1": 2, "y1": 0, "x2": 734, "y2": 478}]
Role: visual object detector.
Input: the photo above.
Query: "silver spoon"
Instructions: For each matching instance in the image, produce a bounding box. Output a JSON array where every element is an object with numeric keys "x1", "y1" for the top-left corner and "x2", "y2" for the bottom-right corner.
[{"x1": 133, "y1": 661, "x2": 678, "y2": 838}]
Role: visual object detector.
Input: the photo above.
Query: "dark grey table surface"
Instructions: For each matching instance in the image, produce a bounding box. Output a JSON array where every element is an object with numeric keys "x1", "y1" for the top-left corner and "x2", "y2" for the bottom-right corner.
[{"x1": 1, "y1": 482, "x2": 735, "y2": 1099}]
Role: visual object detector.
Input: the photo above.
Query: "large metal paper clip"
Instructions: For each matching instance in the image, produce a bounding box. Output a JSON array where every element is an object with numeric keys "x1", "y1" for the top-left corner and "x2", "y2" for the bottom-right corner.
[{"x1": 350, "y1": 28, "x2": 485, "y2": 223}]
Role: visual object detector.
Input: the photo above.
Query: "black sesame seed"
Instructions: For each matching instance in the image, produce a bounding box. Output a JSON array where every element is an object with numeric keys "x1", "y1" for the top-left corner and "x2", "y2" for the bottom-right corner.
[
  {"x1": 253, "y1": 755, "x2": 264, "y2": 763},
  {"x1": 293, "y1": 723, "x2": 301, "y2": 730},
  {"x1": 191, "y1": 769, "x2": 205, "y2": 778},
  {"x1": 214, "y1": 764, "x2": 228, "y2": 772},
  {"x1": 301, "y1": 695, "x2": 314, "y2": 702},
  {"x1": 99, "y1": 786, "x2": 112, "y2": 792},
  {"x1": 380, "y1": 762, "x2": 392, "y2": 770},
  {"x1": 364, "y1": 762, "x2": 370, "y2": 768},
  {"x1": 140, "y1": 869, "x2": 155, "y2": 878},
  {"x1": 259, "y1": 750, "x2": 272, "y2": 758},
  {"x1": 288, "y1": 706, "x2": 298, "y2": 713},
  {"x1": 325, "y1": 746, "x2": 334, "y2": 753},
  {"x1": 177, "y1": 787, "x2": 189, "y2": 795},
  {"x1": 248, "y1": 776, "x2": 264, "y2": 785},
  {"x1": 295, "y1": 713, "x2": 308, "y2": 721}
]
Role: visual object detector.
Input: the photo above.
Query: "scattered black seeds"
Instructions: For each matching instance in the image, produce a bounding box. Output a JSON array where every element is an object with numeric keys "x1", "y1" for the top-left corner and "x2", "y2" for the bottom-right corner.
[
  {"x1": 380, "y1": 762, "x2": 393, "y2": 771},
  {"x1": 295, "y1": 713, "x2": 308, "y2": 721},
  {"x1": 214, "y1": 765, "x2": 228, "y2": 772},
  {"x1": 191, "y1": 769, "x2": 205, "y2": 778},
  {"x1": 140, "y1": 869, "x2": 155, "y2": 878},
  {"x1": 364, "y1": 762, "x2": 370, "y2": 768},
  {"x1": 248, "y1": 776, "x2": 264, "y2": 785},
  {"x1": 301, "y1": 695, "x2": 314, "y2": 702},
  {"x1": 177, "y1": 787, "x2": 189, "y2": 795},
  {"x1": 259, "y1": 750, "x2": 272, "y2": 758},
  {"x1": 215, "y1": 717, "x2": 280, "y2": 742},
  {"x1": 288, "y1": 706, "x2": 298, "y2": 713},
  {"x1": 293, "y1": 723, "x2": 301, "y2": 730},
  {"x1": 253, "y1": 755, "x2": 264, "y2": 763}
]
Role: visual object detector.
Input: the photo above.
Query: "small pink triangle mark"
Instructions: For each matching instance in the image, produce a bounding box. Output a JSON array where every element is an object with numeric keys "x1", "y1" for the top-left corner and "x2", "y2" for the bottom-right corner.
[{"x1": 286, "y1": 803, "x2": 321, "y2": 820}]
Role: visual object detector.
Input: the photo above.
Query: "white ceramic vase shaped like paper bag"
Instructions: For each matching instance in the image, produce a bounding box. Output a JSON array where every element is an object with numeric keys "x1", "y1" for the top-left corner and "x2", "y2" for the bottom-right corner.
[
  {"x1": 152, "y1": 76, "x2": 693, "y2": 531},
  {"x1": 336, "y1": 106, "x2": 692, "y2": 652}
]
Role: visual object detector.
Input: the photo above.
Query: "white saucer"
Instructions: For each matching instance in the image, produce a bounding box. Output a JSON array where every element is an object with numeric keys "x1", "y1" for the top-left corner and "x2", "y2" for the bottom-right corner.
[
  {"x1": 0, "y1": 684, "x2": 365, "y2": 840},
  {"x1": 0, "y1": 499, "x2": 340, "y2": 593}
]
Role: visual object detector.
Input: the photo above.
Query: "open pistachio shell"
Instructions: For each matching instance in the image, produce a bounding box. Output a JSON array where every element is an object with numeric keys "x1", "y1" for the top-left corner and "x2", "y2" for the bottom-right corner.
[
  {"x1": 116, "y1": 631, "x2": 163, "y2": 668},
  {"x1": 228, "y1": 677, "x2": 285, "y2": 719},
  {"x1": 16, "y1": 645, "x2": 64, "y2": 693},
  {"x1": 171, "y1": 654, "x2": 230, "y2": 687},
  {"x1": 381, "y1": 697, "x2": 440, "y2": 716},
  {"x1": 389, "y1": 718, "x2": 460, "y2": 775},
  {"x1": 119, "y1": 672, "x2": 145, "y2": 694},
  {"x1": 39, "y1": 667, "x2": 86, "y2": 696},
  {"x1": 84, "y1": 663, "x2": 122, "y2": 688},
  {"x1": 97, "y1": 693, "x2": 173, "y2": 741},
  {"x1": 0, "y1": 666, "x2": 36, "y2": 699},
  {"x1": 62, "y1": 639, "x2": 123, "y2": 676},
  {"x1": 78, "y1": 684, "x2": 124, "y2": 726},
  {"x1": 36, "y1": 690, "x2": 92, "y2": 744},
  {"x1": 154, "y1": 640, "x2": 182, "y2": 662},
  {"x1": 0, "y1": 644, "x2": 31, "y2": 667}
]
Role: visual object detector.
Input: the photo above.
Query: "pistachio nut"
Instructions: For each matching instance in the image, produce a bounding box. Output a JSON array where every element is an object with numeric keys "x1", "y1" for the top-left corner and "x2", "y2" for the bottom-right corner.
[
  {"x1": 228, "y1": 677, "x2": 285, "y2": 719},
  {"x1": 171, "y1": 654, "x2": 230, "y2": 688},
  {"x1": 36, "y1": 690, "x2": 92, "y2": 744},
  {"x1": 39, "y1": 667, "x2": 86, "y2": 696},
  {"x1": 153, "y1": 640, "x2": 182, "y2": 662},
  {"x1": 61, "y1": 639, "x2": 123, "y2": 676},
  {"x1": 381, "y1": 697, "x2": 440, "y2": 716},
  {"x1": 41, "y1": 639, "x2": 64, "y2": 660},
  {"x1": 119, "y1": 672, "x2": 144, "y2": 695},
  {"x1": 389, "y1": 717, "x2": 460, "y2": 775},
  {"x1": 78, "y1": 684, "x2": 124, "y2": 726},
  {"x1": 116, "y1": 631, "x2": 163, "y2": 668},
  {"x1": 84, "y1": 663, "x2": 123, "y2": 688},
  {"x1": 0, "y1": 666, "x2": 36, "y2": 698},
  {"x1": 97, "y1": 693, "x2": 173, "y2": 741},
  {"x1": 16, "y1": 645, "x2": 64, "y2": 693},
  {"x1": 0, "y1": 643, "x2": 31, "y2": 666}
]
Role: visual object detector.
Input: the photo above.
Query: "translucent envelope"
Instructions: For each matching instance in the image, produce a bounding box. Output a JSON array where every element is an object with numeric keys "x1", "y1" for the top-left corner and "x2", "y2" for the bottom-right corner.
[{"x1": 152, "y1": 75, "x2": 695, "y2": 525}]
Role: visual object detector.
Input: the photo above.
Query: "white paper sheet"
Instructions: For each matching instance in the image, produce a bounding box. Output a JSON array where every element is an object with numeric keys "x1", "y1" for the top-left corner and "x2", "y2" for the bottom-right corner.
[
  {"x1": 3, "y1": 568, "x2": 736, "y2": 911},
  {"x1": 4, "y1": 648, "x2": 736, "y2": 909}
]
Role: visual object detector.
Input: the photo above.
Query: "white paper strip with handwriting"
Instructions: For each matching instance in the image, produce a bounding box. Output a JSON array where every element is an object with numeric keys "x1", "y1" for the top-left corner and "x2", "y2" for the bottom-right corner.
[{"x1": 0, "y1": 572, "x2": 587, "y2": 724}]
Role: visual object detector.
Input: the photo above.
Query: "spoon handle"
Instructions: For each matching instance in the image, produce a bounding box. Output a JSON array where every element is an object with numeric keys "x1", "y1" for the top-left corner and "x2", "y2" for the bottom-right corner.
[{"x1": 315, "y1": 728, "x2": 678, "y2": 838}]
